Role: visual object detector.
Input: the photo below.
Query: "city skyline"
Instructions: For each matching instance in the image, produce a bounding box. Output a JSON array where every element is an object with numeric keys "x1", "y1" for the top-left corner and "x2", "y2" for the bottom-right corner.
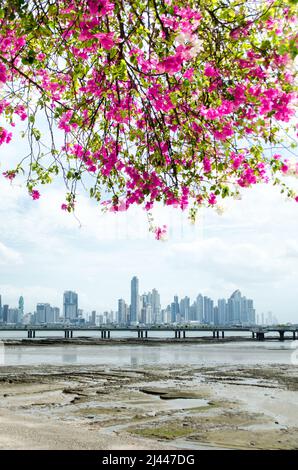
[
  {"x1": 0, "y1": 171, "x2": 298, "y2": 323},
  {"x1": 0, "y1": 277, "x2": 280, "y2": 326}
]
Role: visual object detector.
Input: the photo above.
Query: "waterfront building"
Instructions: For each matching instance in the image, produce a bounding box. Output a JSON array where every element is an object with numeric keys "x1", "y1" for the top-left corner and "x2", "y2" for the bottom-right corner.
[
  {"x1": 130, "y1": 276, "x2": 139, "y2": 324},
  {"x1": 170, "y1": 296, "x2": 179, "y2": 323},
  {"x1": 36, "y1": 303, "x2": 51, "y2": 324},
  {"x1": 2, "y1": 305, "x2": 8, "y2": 323},
  {"x1": 203, "y1": 296, "x2": 214, "y2": 324},
  {"x1": 180, "y1": 296, "x2": 190, "y2": 322},
  {"x1": 7, "y1": 308, "x2": 19, "y2": 324},
  {"x1": 218, "y1": 299, "x2": 227, "y2": 325},
  {"x1": 151, "y1": 288, "x2": 161, "y2": 324},
  {"x1": 195, "y1": 294, "x2": 204, "y2": 323},
  {"x1": 63, "y1": 291, "x2": 78, "y2": 321},
  {"x1": 91, "y1": 310, "x2": 96, "y2": 326},
  {"x1": 18, "y1": 296, "x2": 24, "y2": 320},
  {"x1": 118, "y1": 298, "x2": 127, "y2": 325}
]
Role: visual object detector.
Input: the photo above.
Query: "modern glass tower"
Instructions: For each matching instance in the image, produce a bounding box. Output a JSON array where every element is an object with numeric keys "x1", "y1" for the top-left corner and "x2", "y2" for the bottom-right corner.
[{"x1": 63, "y1": 291, "x2": 78, "y2": 321}]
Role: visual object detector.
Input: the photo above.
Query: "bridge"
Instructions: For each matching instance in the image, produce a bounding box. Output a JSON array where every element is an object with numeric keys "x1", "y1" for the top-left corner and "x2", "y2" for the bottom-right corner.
[{"x1": 0, "y1": 325, "x2": 297, "y2": 341}]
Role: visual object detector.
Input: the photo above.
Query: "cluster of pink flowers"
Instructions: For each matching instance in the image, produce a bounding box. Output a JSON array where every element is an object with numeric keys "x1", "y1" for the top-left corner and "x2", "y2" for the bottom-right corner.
[
  {"x1": 0, "y1": 0, "x2": 296, "y2": 232},
  {"x1": 0, "y1": 127, "x2": 12, "y2": 145}
]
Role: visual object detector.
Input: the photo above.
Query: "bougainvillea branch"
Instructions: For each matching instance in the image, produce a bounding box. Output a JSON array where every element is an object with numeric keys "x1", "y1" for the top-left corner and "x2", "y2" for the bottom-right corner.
[{"x1": 0, "y1": 0, "x2": 297, "y2": 236}]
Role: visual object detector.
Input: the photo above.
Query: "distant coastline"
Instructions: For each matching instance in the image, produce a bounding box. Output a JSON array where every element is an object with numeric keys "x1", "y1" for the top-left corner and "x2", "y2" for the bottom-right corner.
[{"x1": 0, "y1": 336, "x2": 281, "y2": 347}]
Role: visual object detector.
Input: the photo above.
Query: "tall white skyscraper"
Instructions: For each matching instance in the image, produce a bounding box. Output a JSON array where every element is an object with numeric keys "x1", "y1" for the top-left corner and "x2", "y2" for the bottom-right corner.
[
  {"x1": 151, "y1": 288, "x2": 161, "y2": 324},
  {"x1": 130, "y1": 276, "x2": 139, "y2": 324}
]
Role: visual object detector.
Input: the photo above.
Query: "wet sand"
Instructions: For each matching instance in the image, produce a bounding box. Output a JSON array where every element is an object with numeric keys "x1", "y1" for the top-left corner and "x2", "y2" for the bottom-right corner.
[{"x1": 0, "y1": 362, "x2": 298, "y2": 449}]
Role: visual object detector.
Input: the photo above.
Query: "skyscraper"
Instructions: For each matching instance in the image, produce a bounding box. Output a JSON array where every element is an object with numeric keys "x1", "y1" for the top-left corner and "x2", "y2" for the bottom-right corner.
[
  {"x1": 18, "y1": 296, "x2": 24, "y2": 320},
  {"x1": 2, "y1": 305, "x2": 8, "y2": 323},
  {"x1": 130, "y1": 276, "x2": 139, "y2": 324},
  {"x1": 151, "y1": 288, "x2": 161, "y2": 324},
  {"x1": 0, "y1": 295, "x2": 2, "y2": 322},
  {"x1": 63, "y1": 291, "x2": 78, "y2": 321},
  {"x1": 36, "y1": 303, "x2": 52, "y2": 324},
  {"x1": 118, "y1": 299, "x2": 127, "y2": 325},
  {"x1": 218, "y1": 299, "x2": 227, "y2": 325},
  {"x1": 203, "y1": 296, "x2": 214, "y2": 324},
  {"x1": 180, "y1": 296, "x2": 190, "y2": 322},
  {"x1": 195, "y1": 294, "x2": 204, "y2": 322}
]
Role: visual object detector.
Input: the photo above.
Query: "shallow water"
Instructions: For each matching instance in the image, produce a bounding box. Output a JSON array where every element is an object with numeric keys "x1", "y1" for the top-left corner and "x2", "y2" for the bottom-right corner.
[{"x1": 0, "y1": 341, "x2": 296, "y2": 367}]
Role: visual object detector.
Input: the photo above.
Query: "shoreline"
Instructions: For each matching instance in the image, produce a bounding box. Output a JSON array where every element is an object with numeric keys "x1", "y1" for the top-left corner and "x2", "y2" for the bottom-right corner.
[
  {"x1": 0, "y1": 336, "x2": 285, "y2": 347},
  {"x1": 0, "y1": 362, "x2": 297, "y2": 450}
]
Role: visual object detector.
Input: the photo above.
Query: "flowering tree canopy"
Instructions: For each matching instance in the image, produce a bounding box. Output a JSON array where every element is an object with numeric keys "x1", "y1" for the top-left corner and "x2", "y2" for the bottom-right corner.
[{"x1": 0, "y1": 0, "x2": 297, "y2": 236}]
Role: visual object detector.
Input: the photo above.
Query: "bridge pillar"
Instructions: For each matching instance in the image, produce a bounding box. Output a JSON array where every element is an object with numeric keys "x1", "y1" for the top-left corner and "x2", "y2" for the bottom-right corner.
[
  {"x1": 70, "y1": 331, "x2": 73, "y2": 338},
  {"x1": 216, "y1": 331, "x2": 219, "y2": 339},
  {"x1": 213, "y1": 331, "x2": 215, "y2": 338},
  {"x1": 222, "y1": 331, "x2": 224, "y2": 338},
  {"x1": 279, "y1": 331, "x2": 285, "y2": 341},
  {"x1": 293, "y1": 331, "x2": 296, "y2": 341},
  {"x1": 27, "y1": 330, "x2": 31, "y2": 338},
  {"x1": 145, "y1": 330, "x2": 148, "y2": 338},
  {"x1": 174, "y1": 331, "x2": 177, "y2": 339},
  {"x1": 252, "y1": 332, "x2": 255, "y2": 339},
  {"x1": 33, "y1": 330, "x2": 36, "y2": 338},
  {"x1": 256, "y1": 332, "x2": 265, "y2": 341},
  {"x1": 107, "y1": 330, "x2": 110, "y2": 339},
  {"x1": 183, "y1": 331, "x2": 186, "y2": 339}
]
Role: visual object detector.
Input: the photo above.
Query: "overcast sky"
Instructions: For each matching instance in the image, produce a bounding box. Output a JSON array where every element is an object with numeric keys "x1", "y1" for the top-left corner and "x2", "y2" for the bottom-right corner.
[{"x1": 0, "y1": 119, "x2": 298, "y2": 322}]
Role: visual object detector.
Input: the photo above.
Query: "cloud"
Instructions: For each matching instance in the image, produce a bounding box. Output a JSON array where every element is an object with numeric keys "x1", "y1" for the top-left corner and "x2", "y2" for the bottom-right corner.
[
  {"x1": 0, "y1": 171, "x2": 298, "y2": 321},
  {"x1": 0, "y1": 242, "x2": 22, "y2": 265}
]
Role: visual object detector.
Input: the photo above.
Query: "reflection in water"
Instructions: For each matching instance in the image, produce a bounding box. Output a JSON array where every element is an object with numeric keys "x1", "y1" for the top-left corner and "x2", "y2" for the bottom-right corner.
[
  {"x1": 0, "y1": 342, "x2": 294, "y2": 367},
  {"x1": 62, "y1": 352, "x2": 78, "y2": 363},
  {"x1": 130, "y1": 355, "x2": 138, "y2": 367}
]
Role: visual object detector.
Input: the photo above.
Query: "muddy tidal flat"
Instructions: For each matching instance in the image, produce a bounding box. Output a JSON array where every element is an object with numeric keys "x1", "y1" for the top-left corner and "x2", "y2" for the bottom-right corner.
[{"x1": 0, "y1": 357, "x2": 298, "y2": 449}]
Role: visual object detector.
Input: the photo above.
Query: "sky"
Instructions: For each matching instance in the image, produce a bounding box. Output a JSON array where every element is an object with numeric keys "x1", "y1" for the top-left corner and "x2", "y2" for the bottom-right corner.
[
  {"x1": 0, "y1": 169, "x2": 298, "y2": 322},
  {"x1": 0, "y1": 114, "x2": 298, "y2": 323}
]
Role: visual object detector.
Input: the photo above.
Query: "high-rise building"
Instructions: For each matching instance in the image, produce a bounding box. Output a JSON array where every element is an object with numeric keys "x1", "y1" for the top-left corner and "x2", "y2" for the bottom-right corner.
[
  {"x1": 18, "y1": 296, "x2": 24, "y2": 319},
  {"x1": 203, "y1": 296, "x2": 214, "y2": 324},
  {"x1": 170, "y1": 295, "x2": 180, "y2": 323},
  {"x1": 218, "y1": 299, "x2": 227, "y2": 325},
  {"x1": 36, "y1": 303, "x2": 53, "y2": 324},
  {"x1": 63, "y1": 291, "x2": 78, "y2": 321},
  {"x1": 91, "y1": 310, "x2": 96, "y2": 326},
  {"x1": 52, "y1": 307, "x2": 60, "y2": 323},
  {"x1": 195, "y1": 294, "x2": 204, "y2": 323},
  {"x1": 130, "y1": 276, "x2": 139, "y2": 324},
  {"x1": 226, "y1": 290, "x2": 241, "y2": 324},
  {"x1": 180, "y1": 296, "x2": 190, "y2": 322},
  {"x1": 151, "y1": 288, "x2": 161, "y2": 324},
  {"x1": 7, "y1": 308, "x2": 19, "y2": 324},
  {"x1": 118, "y1": 299, "x2": 127, "y2": 325},
  {"x1": 0, "y1": 294, "x2": 2, "y2": 321},
  {"x1": 214, "y1": 306, "x2": 219, "y2": 325},
  {"x1": 248, "y1": 299, "x2": 256, "y2": 324},
  {"x1": 226, "y1": 290, "x2": 255, "y2": 325},
  {"x1": 2, "y1": 305, "x2": 9, "y2": 323}
]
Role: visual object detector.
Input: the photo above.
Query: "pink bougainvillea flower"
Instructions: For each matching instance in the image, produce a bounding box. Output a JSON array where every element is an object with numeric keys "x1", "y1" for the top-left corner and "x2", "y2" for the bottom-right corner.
[
  {"x1": 30, "y1": 190, "x2": 40, "y2": 200},
  {"x1": 154, "y1": 225, "x2": 167, "y2": 241}
]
